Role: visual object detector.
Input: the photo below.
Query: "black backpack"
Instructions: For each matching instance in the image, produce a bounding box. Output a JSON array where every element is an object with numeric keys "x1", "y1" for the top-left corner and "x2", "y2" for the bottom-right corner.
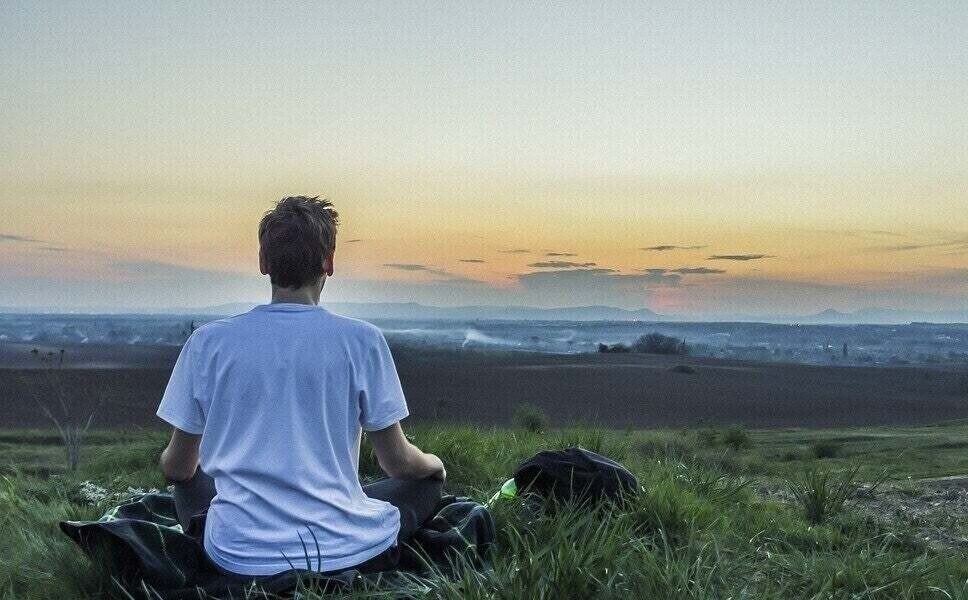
[{"x1": 513, "y1": 447, "x2": 637, "y2": 503}]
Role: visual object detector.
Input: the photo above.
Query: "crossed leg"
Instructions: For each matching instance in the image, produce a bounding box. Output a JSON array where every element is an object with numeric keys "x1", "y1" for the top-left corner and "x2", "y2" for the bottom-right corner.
[{"x1": 172, "y1": 469, "x2": 443, "y2": 573}]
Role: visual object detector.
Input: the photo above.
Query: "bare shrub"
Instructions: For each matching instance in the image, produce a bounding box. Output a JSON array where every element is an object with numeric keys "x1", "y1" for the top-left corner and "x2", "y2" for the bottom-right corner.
[
  {"x1": 513, "y1": 404, "x2": 547, "y2": 433},
  {"x1": 597, "y1": 343, "x2": 631, "y2": 353},
  {"x1": 811, "y1": 440, "x2": 842, "y2": 459},
  {"x1": 632, "y1": 333, "x2": 688, "y2": 355},
  {"x1": 722, "y1": 426, "x2": 752, "y2": 450},
  {"x1": 696, "y1": 428, "x2": 719, "y2": 446},
  {"x1": 21, "y1": 350, "x2": 103, "y2": 472}
]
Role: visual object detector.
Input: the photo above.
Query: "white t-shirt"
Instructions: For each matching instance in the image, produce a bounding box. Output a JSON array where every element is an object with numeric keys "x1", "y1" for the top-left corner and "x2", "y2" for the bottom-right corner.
[{"x1": 156, "y1": 303, "x2": 409, "y2": 576}]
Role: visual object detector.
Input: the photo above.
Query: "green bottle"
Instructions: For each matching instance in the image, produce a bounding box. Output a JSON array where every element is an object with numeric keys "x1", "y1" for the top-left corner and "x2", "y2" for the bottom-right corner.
[{"x1": 487, "y1": 478, "x2": 517, "y2": 506}]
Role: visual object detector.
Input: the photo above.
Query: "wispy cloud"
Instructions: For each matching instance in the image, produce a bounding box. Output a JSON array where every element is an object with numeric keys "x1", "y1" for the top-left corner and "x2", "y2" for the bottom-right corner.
[
  {"x1": 669, "y1": 270, "x2": 968, "y2": 317},
  {"x1": 1, "y1": 234, "x2": 72, "y2": 253},
  {"x1": 855, "y1": 230, "x2": 904, "y2": 237},
  {"x1": 868, "y1": 238, "x2": 968, "y2": 253},
  {"x1": 640, "y1": 244, "x2": 707, "y2": 251},
  {"x1": 708, "y1": 254, "x2": 774, "y2": 261},
  {"x1": 545, "y1": 252, "x2": 577, "y2": 257},
  {"x1": 873, "y1": 243, "x2": 943, "y2": 252},
  {"x1": 810, "y1": 229, "x2": 905, "y2": 239},
  {"x1": 875, "y1": 267, "x2": 968, "y2": 288},
  {"x1": 112, "y1": 260, "x2": 241, "y2": 279},
  {"x1": 344, "y1": 238, "x2": 362, "y2": 243},
  {"x1": 0, "y1": 233, "x2": 40, "y2": 243},
  {"x1": 459, "y1": 258, "x2": 486, "y2": 263},
  {"x1": 499, "y1": 248, "x2": 531, "y2": 254},
  {"x1": 529, "y1": 261, "x2": 597, "y2": 268}
]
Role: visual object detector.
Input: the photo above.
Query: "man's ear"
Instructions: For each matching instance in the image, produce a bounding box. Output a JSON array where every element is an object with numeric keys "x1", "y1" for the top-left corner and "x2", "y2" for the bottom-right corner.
[
  {"x1": 259, "y1": 247, "x2": 269, "y2": 275},
  {"x1": 323, "y1": 252, "x2": 334, "y2": 277}
]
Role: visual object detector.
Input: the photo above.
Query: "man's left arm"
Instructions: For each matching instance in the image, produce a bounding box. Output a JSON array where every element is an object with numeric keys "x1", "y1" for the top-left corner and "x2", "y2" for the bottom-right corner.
[
  {"x1": 160, "y1": 428, "x2": 201, "y2": 482},
  {"x1": 157, "y1": 333, "x2": 206, "y2": 482}
]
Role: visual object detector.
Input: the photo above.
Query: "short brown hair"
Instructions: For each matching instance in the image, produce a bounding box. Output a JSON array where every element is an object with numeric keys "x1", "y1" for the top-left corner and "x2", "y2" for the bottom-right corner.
[{"x1": 259, "y1": 196, "x2": 339, "y2": 289}]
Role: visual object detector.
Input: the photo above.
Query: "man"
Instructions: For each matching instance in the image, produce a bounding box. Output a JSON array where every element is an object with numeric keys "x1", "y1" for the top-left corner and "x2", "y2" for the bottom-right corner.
[{"x1": 157, "y1": 196, "x2": 445, "y2": 579}]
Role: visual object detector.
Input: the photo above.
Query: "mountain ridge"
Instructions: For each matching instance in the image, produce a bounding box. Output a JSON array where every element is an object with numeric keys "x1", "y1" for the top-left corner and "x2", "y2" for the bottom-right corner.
[{"x1": 2, "y1": 302, "x2": 966, "y2": 324}]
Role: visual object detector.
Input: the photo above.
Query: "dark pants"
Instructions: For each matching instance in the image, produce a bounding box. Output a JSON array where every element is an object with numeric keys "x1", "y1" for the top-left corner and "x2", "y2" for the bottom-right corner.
[{"x1": 173, "y1": 469, "x2": 443, "y2": 578}]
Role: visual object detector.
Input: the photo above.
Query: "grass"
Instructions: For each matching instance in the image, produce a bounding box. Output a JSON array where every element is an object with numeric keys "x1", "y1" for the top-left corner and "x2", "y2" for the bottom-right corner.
[
  {"x1": 811, "y1": 440, "x2": 844, "y2": 459},
  {"x1": 786, "y1": 465, "x2": 866, "y2": 524},
  {"x1": 0, "y1": 423, "x2": 966, "y2": 598}
]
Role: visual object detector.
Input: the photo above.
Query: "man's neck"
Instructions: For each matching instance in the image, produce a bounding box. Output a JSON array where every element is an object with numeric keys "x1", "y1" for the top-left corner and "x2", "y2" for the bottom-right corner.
[{"x1": 270, "y1": 284, "x2": 321, "y2": 306}]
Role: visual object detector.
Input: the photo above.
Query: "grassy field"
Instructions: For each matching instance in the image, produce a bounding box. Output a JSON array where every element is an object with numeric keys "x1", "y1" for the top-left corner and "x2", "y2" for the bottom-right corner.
[{"x1": 1, "y1": 422, "x2": 967, "y2": 598}]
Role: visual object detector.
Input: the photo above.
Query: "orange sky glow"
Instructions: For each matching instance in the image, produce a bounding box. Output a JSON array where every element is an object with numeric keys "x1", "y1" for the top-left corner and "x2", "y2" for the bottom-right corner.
[{"x1": 1, "y1": 4, "x2": 965, "y2": 315}]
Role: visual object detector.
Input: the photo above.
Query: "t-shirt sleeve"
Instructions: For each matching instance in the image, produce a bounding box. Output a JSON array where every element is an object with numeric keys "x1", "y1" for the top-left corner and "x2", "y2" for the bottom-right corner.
[
  {"x1": 358, "y1": 328, "x2": 409, "y2": 432},
  {"x1": 157, "y1": 333, "x2": 205, "y2": 434}
]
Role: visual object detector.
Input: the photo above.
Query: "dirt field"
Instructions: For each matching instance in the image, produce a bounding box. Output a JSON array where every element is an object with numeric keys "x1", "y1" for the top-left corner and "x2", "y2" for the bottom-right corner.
[{"x1": 2, "y1": 342, "x2": 967, "y2": 429}]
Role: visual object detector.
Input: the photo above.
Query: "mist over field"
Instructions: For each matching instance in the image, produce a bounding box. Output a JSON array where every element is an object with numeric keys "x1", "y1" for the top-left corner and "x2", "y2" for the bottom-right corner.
[{"x1": 3, "y1": 311, "x2": 967, "y2": 369}]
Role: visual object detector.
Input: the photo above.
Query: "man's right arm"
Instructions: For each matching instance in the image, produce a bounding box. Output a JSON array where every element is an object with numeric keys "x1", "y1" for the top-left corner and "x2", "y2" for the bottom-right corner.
[{"x1": 368, "y1": 422, "x2": 445, "y2": 481}]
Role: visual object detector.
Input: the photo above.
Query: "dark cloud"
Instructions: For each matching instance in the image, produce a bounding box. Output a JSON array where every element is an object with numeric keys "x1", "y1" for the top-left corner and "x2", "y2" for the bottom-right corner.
[
  {"x1": 641, "y1": 244, "x2": 707, "y2": 251},
  {"x1": 545, "y1": 252, "x2": 577, "y2": 257},
  {"x1": 529, "y1": 261, "x2": 597, "y2": 268},
  {"x1": 519, "y1": 267, "x2": 615, "y2": 276},
  {"x1": 383, "y1": 262, "x2": 481, "y2": 283},
  {"x1": 515, "y1": 267, "x2": 680, "y2": 288},
  {"x1": 0, "y1": 233, "x2": 39, "y2": 243},
  {"x1": 666, "y1": 267, "x2": 726, "y2": 274},
  {"x1": 383, "y1": 263, "x2": 449, "y2": 276},
  {"x1": 499, "y1": 249, "x2": 531, "y2": 254},
  {"x1": 707, "y1": 254, "x2": 773, "y2": 261},
  {"x1": 383, "y1": 263, "x2": 430, "y2": 271},
  {"x1": 632, "y1": 271, "x2": 682, "y2": 285},
  {"x1": 459, "y1": 259, "x2": 486, "y2": 263}
]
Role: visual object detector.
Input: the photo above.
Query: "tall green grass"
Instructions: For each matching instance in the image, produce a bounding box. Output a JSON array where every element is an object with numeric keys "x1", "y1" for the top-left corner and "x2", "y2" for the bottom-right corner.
[
  {"x1": 786, "y1": 466, "x2": 864, "y2": 525},
  {"x1": 1, "y1": 426, "x2": 966, "y2": 599}
]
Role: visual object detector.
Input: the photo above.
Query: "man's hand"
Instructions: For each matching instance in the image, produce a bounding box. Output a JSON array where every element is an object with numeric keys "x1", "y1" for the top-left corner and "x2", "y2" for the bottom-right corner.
[{"x1": 426, "y1": 454, "x2": 446, "y2": 482}]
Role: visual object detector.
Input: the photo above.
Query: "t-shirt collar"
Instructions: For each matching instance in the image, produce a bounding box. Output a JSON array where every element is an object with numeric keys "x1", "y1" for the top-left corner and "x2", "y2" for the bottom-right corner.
[{"x1": 252, "y1": 303, "x2": 326, "y2": 313}]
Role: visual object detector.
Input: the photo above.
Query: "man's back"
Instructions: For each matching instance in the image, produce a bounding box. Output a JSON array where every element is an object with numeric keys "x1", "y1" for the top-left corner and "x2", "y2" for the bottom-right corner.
[{"x1": 157, "y1": 303, "x2": 409, "y2": 575}]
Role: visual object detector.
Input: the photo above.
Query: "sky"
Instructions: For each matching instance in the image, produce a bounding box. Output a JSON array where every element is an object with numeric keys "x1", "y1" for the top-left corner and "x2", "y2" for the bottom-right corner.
[{"x1": 1, "y1": 2, "x2": 966, "y2": 316}]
